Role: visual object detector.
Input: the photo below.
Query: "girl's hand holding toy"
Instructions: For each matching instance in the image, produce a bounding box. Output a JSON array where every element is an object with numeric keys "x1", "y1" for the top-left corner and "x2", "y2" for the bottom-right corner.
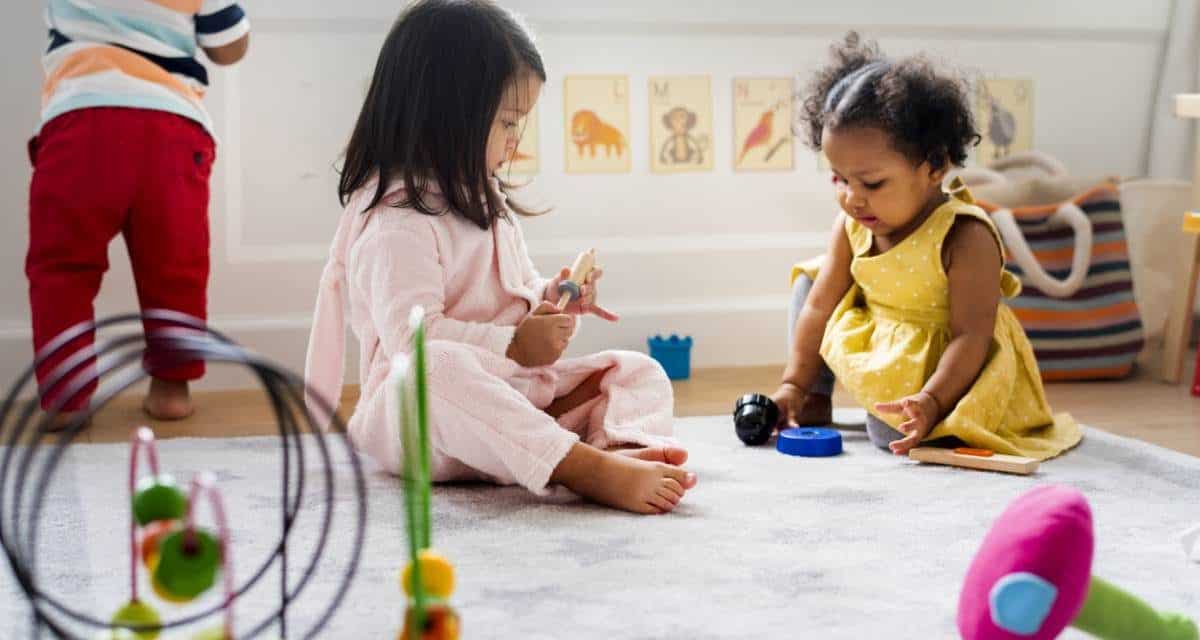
[
  {"x1": 548, "y1": 249, "x2": 619, "y2": 321},
  {"x1": 506, "y1": 302, "x2": 575, "y2": 368}
]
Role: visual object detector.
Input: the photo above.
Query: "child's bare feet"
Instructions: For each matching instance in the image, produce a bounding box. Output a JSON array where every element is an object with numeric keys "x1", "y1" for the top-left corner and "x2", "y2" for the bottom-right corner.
[
  {"x1": 551, "y1": 443, "x2": 697, "y2": 514},
  {"x1": 793, "y1": 393, "x2": 832, "y2": 426},
  {"x1": 614, "y1": 445, "x2": 689, "y2": 466},
  {"x1": 143, "y1": 378, "x2": 194, "y2": 420}
]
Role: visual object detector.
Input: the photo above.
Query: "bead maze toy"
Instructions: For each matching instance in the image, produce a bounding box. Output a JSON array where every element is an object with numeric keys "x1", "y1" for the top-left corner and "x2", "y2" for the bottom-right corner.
[
  {"x1": 958, "y1": 484, "x2": 1197, "y2": 640},
  {"x1": 0, "y1": 310, "x2": 367, "y2": 639},
  {"x1": 392, "y1": 307, "x2": 459, "y2": 640}
]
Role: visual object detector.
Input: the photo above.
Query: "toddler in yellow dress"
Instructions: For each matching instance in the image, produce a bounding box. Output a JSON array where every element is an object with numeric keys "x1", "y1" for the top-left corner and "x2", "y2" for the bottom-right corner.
[{"x1": 772, "y1": 33, "x2": 1081, "y2": 460}]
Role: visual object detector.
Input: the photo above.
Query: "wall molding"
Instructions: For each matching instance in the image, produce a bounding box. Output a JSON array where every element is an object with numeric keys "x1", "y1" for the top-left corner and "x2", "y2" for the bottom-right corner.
[
  {"x1": 249, "y1": 17, "x2": 1164, "y2": 43},
  {"x1": 222, "y1": 225, "x2": 827, "y2": 264},
  {"x1": 0, "y1": 298, "x2": 795, "y2": 391},
  {"x1": 0, "y1": 293, "x2": 792, "y2": 343}
]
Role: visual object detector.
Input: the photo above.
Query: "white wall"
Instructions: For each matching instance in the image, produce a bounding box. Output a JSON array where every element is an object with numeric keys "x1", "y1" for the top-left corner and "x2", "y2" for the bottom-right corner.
[{"x1": 0, "y1": 1, "x2": 1175, "y2": 390}]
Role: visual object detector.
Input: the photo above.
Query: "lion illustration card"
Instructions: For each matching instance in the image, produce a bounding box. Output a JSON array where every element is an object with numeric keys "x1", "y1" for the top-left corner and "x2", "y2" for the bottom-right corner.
[
  {"x1": 564, "y1": 75, "x2": 632, "y2": 173},
  {"x1": 733, "y1": 77, "x2": 794, "y2": 171},
  {"x1": 649, "y1": 75, "x2": 713, "y2": 173}
]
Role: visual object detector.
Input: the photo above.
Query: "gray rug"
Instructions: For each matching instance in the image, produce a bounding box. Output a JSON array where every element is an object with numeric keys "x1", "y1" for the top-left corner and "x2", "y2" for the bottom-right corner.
[{"x1": 2, "y1": 417, "x2": 1198, "y2": 639}]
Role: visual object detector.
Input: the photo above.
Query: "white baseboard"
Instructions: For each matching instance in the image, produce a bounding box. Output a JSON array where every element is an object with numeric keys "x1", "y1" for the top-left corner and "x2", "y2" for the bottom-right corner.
[{"x1": 0, "y1": 302, "x2": 790, "y2": 395}]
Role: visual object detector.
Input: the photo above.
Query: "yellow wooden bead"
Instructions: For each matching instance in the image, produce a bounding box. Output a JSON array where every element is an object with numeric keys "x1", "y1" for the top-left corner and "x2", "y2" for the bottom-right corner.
[
  {"x1": 190, "y1": 627, "x2": 229, "y2": 640},
  {"x1": 400, "y1": 549, "x2": 455, "y2": 599},
  {"x1": 109, "y1": 600, "x2": 161, "y2": 640},
  {"x1": 94, "y1": 630, "x2": 139, "y2": 640}
]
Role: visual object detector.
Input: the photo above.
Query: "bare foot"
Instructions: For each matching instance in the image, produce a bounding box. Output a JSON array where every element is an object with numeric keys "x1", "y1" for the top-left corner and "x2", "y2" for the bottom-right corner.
[
  {"x1": 551, "y1": 443, "x2": 698, "y2": 515},
  {"x1": 143, "y1": 378, "x2": 194, "y2": 421},
  {"x1": 545, "y1": 369, "x2": 607, "y2": 419},
  {"x1": 39, "y1": 410, "x2": 91, "y2": 433},
  {"x1": 614, "y1": 445, "x2": 689, "y2": 466},
  {"x1": 793, "y1": 393, "x2": 832, "y2": 426}
]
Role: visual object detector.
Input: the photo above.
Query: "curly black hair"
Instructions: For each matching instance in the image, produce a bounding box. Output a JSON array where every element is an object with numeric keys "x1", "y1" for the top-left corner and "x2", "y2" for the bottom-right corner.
[{"x1": 800, "y1": 32, "x2": 980, "y2": 170}]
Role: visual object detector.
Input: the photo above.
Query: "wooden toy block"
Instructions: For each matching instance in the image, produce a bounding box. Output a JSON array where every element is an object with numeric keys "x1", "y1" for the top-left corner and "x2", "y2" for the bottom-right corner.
[{"x1": 908, "y1": 446, "x2": 1039, "y2": 475}]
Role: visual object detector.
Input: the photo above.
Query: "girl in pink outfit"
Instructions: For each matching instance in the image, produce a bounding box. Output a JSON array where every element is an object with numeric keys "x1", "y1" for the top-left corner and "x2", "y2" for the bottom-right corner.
[{"x1": 305, "y1": 0, "x2": 696, "y2": 514}]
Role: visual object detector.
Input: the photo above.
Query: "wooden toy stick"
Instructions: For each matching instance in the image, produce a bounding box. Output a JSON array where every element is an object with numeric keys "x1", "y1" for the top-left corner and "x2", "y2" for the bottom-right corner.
[
  {"x1": 555, "y1": 249, "x2": 596, "y2": 311},
  {"x1": 909, "y1": 446, "x2": 1039, "y2": 475}
]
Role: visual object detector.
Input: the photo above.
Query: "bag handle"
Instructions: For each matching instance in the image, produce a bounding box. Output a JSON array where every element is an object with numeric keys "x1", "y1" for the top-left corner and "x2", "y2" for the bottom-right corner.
[
  {"x1": 988, "y1": 150, "x2": 1068, "y2": 177},
  {"x1": 992, "y1": 202, "x2": 1093, "y2": 298},
  {"x1": 949, "y1": 167, "x2": 1008, "y2": 188}
]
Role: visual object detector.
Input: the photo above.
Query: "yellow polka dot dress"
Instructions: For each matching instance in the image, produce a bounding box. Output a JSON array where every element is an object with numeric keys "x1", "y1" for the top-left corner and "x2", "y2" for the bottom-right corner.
[{"x1": 791, "y1": 183, "x2": 1081, "y2": 460}]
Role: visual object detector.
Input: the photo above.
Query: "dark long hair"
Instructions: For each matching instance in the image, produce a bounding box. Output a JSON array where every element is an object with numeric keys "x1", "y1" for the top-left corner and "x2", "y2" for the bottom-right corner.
[
  {"x1": 337, "y1": 0, "x2": 546, "y2": 229},
  {"x1": 800, "y1": 32, "x2": 979, "y2": 171}
]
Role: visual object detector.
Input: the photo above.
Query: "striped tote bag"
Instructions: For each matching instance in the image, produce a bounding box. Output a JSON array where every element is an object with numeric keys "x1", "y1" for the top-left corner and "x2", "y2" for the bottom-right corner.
[{"x1": 960, "y1": 153, "x2": 1144, "y2": 380}]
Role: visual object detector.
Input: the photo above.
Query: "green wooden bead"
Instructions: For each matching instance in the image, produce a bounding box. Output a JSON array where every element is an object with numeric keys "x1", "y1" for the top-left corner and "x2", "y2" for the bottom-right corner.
[
  {"x1": 152, "y1": 529, "x2": 221, "y2": 600},
  {"x1": 132, "y1": 475, "x2": 187, "y2": 526},
  {"x1": 151, "y1": 571, "x2": 194, "y2": 604},
  {"x1": 109, "y1": 600, "x2": 161, "y2": 640}
]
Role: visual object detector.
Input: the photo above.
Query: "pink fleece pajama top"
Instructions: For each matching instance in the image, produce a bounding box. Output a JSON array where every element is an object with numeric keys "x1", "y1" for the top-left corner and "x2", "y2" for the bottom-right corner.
[{"x1": 305, "y1": 178, "x2": 677, "y2": 493}]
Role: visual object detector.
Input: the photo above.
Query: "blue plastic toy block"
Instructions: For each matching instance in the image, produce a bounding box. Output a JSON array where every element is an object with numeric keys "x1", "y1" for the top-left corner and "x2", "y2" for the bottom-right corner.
[{"x1": 648, "y1": 334, "x2": 693, "y2": 380}]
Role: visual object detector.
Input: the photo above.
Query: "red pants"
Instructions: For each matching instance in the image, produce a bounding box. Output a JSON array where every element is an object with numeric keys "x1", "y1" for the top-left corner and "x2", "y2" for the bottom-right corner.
[{"x1": 26, "y1": 107, "x2": 215, "y2": 410}]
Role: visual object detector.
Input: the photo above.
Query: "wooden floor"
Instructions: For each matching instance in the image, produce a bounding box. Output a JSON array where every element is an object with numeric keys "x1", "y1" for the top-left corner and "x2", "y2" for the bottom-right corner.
[{"x1": 49, "y1": 355, "x2": 1200, "y2": 456}]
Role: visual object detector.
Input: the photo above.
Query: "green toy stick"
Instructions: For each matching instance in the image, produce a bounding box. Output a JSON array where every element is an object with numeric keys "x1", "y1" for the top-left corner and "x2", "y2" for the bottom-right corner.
[
  {"x1": 1073, "y1": 576, "x2": 1198, "y2": 640},
  {"x1": 396, "y1": 306, "x2": 433, "y2": 638}
]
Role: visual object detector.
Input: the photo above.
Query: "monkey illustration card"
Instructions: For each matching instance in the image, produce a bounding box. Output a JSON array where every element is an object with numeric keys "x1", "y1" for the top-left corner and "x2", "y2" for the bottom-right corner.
[
  {"x1": 564, "y1": 75, "x2": 632, "y2": 173},
  {"x1": 649, "y1": 75, "x2": 714, "y2": 173},
  {"x1": 501, "y1": 104, "x2": 539, "y2": 176},
  {"x1": 974, "y1": 78, "x2": 1033, "y2": 163},
  {"x1": 733, "y1": 77, "x2": 793, "y2": 172}
]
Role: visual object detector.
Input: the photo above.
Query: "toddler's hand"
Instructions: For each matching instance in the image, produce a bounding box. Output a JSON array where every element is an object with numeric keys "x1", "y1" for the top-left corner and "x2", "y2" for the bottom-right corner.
[
  {"x1": 769, "y1": 383, "x2": 807, "y2": 429},
  {"x1": 507, "y1": 302, "x2": 575, "y2": 367},
  {"x1": 874, "y1": 391, "x2": 940, "y2": 456},
  {"x1": 547, "y1": 267, "x2": 620, "y2": 322}
]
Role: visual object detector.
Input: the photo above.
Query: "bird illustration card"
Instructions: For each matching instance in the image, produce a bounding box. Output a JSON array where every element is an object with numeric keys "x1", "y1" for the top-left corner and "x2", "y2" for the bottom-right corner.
[
  {"x1": 649, "y1": 75, "x2": 714, "y2": 173},
  {"x1": 974, "y1": 78, "x2": 1033, "y2": 163},
  {"x1": 733, "y1": 77, "x2": 794, "y2": 171},
  {"x1": 500, "y1": 105, "x2": 539, "y2": 176},
  {"x1": 564, "y1": 75, "x2": 632, "y2": 174}
]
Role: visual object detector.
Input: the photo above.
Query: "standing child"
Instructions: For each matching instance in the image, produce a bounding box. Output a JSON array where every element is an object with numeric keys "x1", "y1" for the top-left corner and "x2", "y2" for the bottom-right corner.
[
  {"x1": 771, "y1": 33, "x2": 1081, "y2": 459},
  {"x1": 27, "y1": 1, "x2": 250, "y2": 427},
  {"x1": 305, "y1": 0, "x2": 697, "y2": 514}
]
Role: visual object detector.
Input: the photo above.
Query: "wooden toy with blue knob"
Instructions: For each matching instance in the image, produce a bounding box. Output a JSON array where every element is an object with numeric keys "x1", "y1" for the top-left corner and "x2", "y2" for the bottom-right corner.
[
  {"x1": 394, "y1": 306, "x2": 461, "y2": 640},
  {"x1": 555, "y1": 249, "x2": 596, "y2": 312}
]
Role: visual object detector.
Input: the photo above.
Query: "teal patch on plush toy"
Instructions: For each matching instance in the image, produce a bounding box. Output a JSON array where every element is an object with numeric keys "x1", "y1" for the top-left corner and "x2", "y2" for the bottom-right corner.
[{"x1": 989, "y1": 572, "x2": 1057, "y2": 635}]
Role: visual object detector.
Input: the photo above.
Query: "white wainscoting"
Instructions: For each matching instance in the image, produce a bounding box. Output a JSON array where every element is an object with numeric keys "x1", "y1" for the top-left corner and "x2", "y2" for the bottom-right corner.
[{"x1": 0, "y1": 1, "x2": 1172, "y2": 390}]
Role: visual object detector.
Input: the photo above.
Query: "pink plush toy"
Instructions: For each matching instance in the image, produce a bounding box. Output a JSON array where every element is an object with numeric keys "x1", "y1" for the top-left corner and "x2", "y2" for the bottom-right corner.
[{"x1": 958, "y1": 484, "x2": 1197, "y2": 640}]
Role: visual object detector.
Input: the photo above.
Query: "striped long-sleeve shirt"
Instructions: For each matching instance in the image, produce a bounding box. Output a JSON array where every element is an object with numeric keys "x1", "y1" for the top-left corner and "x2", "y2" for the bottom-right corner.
[{"x1": 41, "y1": 0, "x2": 249, "y2": 134}]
